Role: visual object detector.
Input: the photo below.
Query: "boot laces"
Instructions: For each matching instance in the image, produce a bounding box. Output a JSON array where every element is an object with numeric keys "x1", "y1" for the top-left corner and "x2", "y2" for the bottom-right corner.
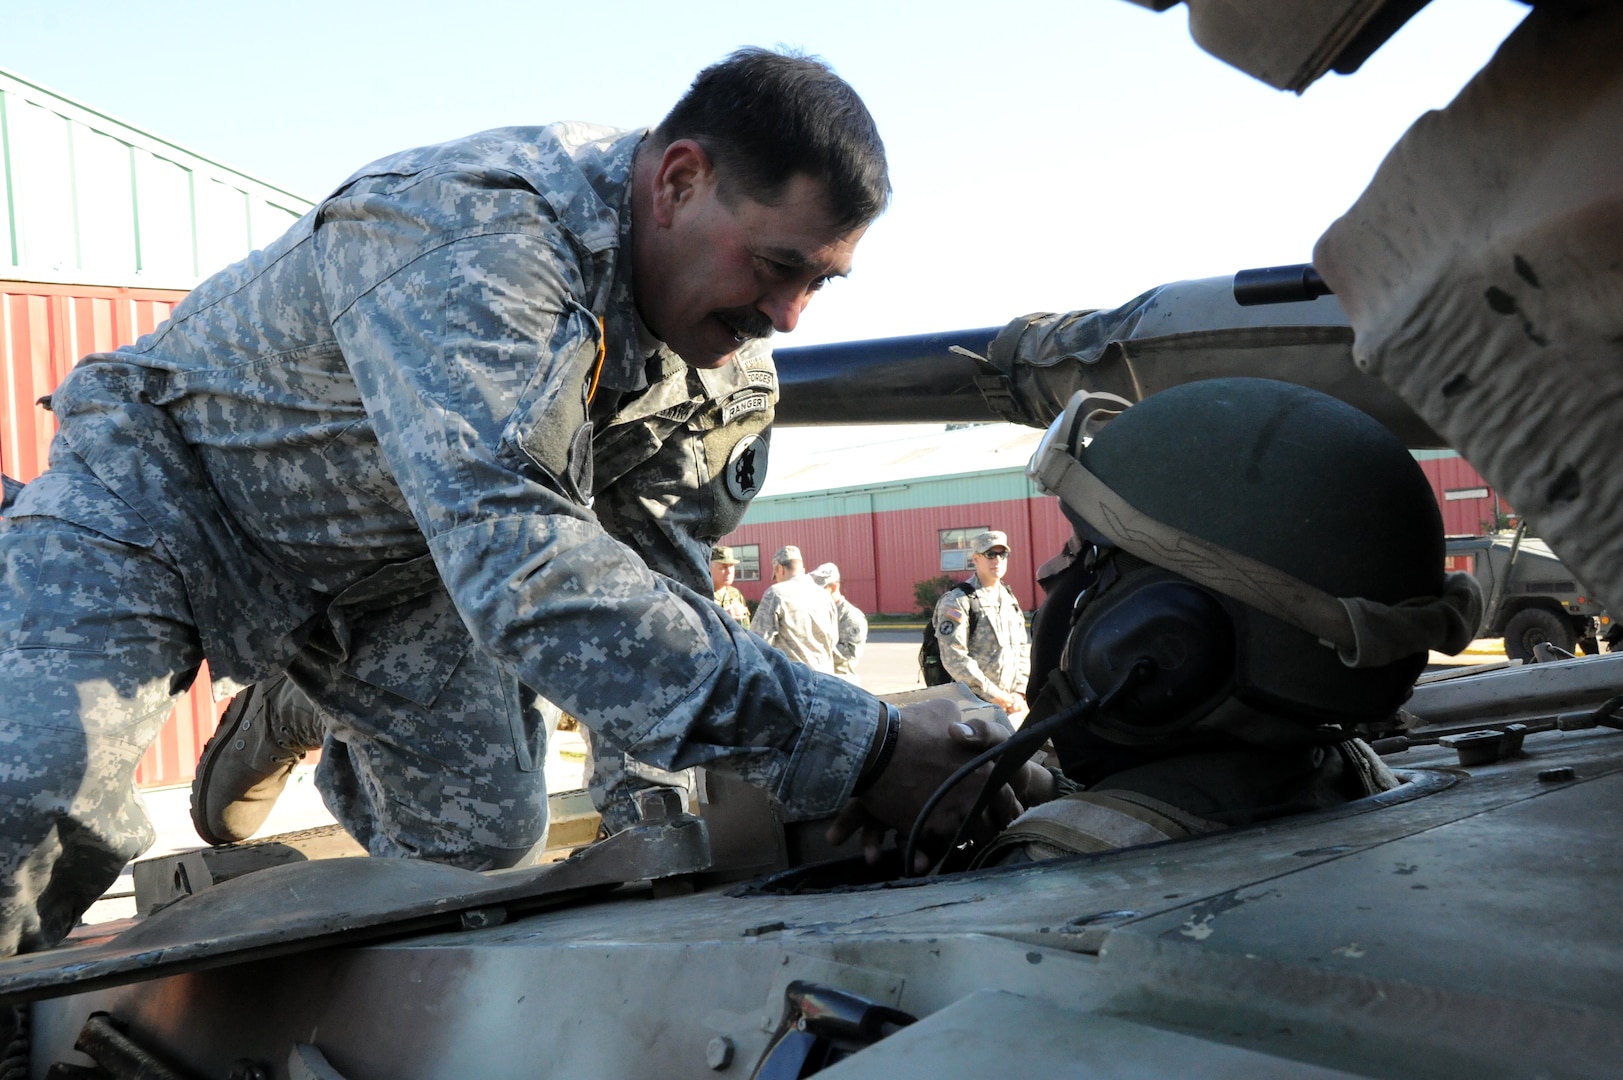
[{"x1": 256, "y1": 675, "x2": 327, "y2": 755}]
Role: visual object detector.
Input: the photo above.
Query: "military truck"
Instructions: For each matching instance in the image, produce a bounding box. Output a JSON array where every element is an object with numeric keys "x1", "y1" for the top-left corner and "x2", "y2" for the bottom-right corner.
[{"x1": 1446, "y1": 531, "x2": 1616, "y2": 662}]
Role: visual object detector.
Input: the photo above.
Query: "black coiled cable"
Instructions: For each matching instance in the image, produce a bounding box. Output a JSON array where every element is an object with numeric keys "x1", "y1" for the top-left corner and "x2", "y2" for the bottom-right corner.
[{"x1": 902, "y1": 658, "x2": 1155, "y2": 876}]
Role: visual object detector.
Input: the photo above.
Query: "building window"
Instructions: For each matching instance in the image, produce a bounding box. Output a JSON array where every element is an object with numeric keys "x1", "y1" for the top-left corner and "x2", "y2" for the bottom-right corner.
[
  {"x1": 1444, "y1": 486, "x2": 1490, "y2": 502},
  {"x1": 734, "y1": 544, "x2": 761, "y2": 582},
  {"x1": 939, "y1": 527, "x2": 989, "y2": 573}
]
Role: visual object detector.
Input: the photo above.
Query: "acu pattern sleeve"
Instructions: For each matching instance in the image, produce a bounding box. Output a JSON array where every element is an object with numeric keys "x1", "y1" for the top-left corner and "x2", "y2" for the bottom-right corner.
[
  {"x1": 835, "y1": 599, "x2": 867, "y2": 673},
  {"x1": 1010, "y1": 587, "x2": 1032, "y2": 692},
  {"x1": 589, "y1": 343, "x2": 777, "y2": 595},
  {"x1": 752, "y1": 586, "x2": 782, "y2": 646},
  {"x1": 934, "y1": 587, "x2": 999, "y2": 699},
  {"x1": 312, "y1": 166, "x2": 878, "y2": 818}
]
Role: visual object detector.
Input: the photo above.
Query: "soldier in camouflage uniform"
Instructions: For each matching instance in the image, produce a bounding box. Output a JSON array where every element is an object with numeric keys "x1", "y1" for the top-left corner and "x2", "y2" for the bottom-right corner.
[
  {"x1": 811, "y1": 562, "x2": 867, "y2": 684},
  {"x1": 0, "y1": 50, "x2": 1004, "y2": 956},
  {"x1": 710, "y1": 545, "x2": 752, "y2": 629},
  {"x1": 965, "y1": 380, "x2": 1482, "y2": 867},
  {"x1": 934, "y1": 530, "x2": 1031, "y2": 725},
  {"x1": 751, "y1": 545, "x2": 840, "y2": 673}
]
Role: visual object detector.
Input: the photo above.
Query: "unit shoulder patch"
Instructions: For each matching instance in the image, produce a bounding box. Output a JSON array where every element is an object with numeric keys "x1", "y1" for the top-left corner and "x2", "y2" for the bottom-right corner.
[{"x1": 725, "y1": 433, "x2": 768, "y2": 501}]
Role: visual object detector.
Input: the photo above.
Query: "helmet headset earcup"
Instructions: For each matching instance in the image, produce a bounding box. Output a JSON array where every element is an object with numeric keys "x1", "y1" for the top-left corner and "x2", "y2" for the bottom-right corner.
[
  {"x1": 1055, "y1": 562, "x2": 1239, "y2": 749},
  {"x1": 1024, "y1": 551, "x2": 1097, "y2": 703}
]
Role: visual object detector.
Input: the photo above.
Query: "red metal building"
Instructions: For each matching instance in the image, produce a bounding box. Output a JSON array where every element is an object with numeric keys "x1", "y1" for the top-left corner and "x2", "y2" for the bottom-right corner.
[
  {"x1": 724, "y1": 430, "x2": 1505, "y2": 617},
  {"x1": 0, "y1": 281, "x2": 225, "y2": 788},
  {"x1": 1, "y1": 64, "x2": 312, "y2": 787}
]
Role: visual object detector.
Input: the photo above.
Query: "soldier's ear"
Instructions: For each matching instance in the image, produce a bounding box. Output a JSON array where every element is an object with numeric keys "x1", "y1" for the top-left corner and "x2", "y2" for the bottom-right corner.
[{"x1": 651, "y1": 140, "x2": 715, "y2": 228}]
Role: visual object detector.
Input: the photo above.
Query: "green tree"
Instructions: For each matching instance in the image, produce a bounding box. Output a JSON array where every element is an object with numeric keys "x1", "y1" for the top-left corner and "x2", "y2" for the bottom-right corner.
[{"x1": 914, "y1": 574, "x2": 957, "y2": 616}]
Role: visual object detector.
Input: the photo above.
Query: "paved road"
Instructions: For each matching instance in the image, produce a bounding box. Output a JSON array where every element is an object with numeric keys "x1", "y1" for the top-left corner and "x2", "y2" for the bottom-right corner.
[
  {"x1": 847, "y1": 626, "x2": 1506, "y2": 690},
  {"x1": 851, "y1": 627, "x2": 929, "y2": 695}
]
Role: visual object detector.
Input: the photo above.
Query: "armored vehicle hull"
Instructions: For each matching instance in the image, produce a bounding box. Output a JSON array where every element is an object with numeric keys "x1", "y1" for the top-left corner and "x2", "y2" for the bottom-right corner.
[
  {"x1": 7, "y1": 4, "x2": 1623, "y2": 1078},
  {"x1": 17, "y1": 657, "x2": 1623, "y2": 1078}
]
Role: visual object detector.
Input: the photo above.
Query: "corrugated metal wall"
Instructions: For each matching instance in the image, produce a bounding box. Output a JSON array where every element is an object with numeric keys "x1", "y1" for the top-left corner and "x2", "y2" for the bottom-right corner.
[
  {"x1": 726, "y1": 469, "x2": 1071, "y2": 615},
  {"x1": 0, "y1": 64, "x2": 316, "y2": 790},
  {"x1": 0, "y1": 278, "x2": 229, "y2": 789},
  {"x1": 729, "y1": 451, "x2": 1500, "y2": 617},
  {"x1": 1, "y1": 281, "x2": 180, "y2": 479},
  {"x1": 1415, "y1": 450, "x2": 1509, "y2": 535},
  {"x1": 0, "y1": 66, "x2": 311, "y2": 292}
]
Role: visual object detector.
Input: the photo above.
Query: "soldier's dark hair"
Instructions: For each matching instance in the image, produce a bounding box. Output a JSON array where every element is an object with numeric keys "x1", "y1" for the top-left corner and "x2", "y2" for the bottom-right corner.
[{"x1": 653, "y1": 48, "x2": 891, "y2": 231}]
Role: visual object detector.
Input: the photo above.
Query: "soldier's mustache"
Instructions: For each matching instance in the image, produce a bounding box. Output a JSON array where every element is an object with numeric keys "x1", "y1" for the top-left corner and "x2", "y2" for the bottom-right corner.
[{"x1": 718, "y1": 308, "x2": 775, "y2": 344}]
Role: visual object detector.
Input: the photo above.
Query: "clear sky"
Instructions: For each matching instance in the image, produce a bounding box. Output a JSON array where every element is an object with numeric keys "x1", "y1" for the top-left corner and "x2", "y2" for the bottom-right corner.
[{"x1": 4, "y1": 0, "x2": 1526, "y2": 350}]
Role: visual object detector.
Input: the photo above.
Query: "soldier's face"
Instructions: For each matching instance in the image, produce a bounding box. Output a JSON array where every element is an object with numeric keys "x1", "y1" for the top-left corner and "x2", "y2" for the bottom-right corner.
[
  {"x1": 639, "y1": 142, "x2": 865, "y2": 369},
  {"x1": 711, "y1": 562, "x2": 735, "y2": 589},
  {"x1": 973, "y1": 548, "x2": 1010, "y2": 583}
]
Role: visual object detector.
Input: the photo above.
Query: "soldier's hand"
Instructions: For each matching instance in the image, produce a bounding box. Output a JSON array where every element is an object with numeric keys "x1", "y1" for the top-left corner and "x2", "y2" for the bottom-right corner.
[
  {"x1": 826, "y1": 699, "x2": 1049, "y2": 872},
  {"x1": 951, "y1": 711, "x2": 1053, "y2": 807}
]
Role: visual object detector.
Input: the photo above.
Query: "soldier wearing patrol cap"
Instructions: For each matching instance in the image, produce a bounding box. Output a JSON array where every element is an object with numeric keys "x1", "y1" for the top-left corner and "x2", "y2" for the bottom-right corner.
[
  {"x1": 711, "y1": 545, "x2": 752, "y2": 629},
  {"x1": 753, "y1": 545, "x2": 840, "y2": 672},
  {"x1": 934, "y1": 530, "x2": 1032, "y2": 724},
  {"x1": 812, "y1": 562, "x2": 868, "y2": 684}
]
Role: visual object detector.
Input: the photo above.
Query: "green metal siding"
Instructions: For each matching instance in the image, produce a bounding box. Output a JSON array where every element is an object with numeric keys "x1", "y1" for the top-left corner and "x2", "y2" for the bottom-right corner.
[{"x1": 745, "y1": 466, "x2": 1039, "y2": 525}]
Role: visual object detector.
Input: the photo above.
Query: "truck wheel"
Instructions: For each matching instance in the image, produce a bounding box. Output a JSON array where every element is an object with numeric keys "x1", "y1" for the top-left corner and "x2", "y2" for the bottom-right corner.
[{"x1": 1503, "y1": 607, "x2": 1576, "y2": 663}]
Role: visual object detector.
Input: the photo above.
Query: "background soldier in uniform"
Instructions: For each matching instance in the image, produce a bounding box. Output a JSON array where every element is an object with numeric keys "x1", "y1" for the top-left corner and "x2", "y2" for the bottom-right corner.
[
  {"x1": 934, "y1": 531, "x2": 1031, "y2": 725},
  {"x1": 711, "y1": 545, "x2": 752, "y2": 629},
  {"x1": 752, "y1": 545, "x2": 840, "y2": 673},
  {"x1": 812, "y1": 562, "x2": 867, "y2": 684}
]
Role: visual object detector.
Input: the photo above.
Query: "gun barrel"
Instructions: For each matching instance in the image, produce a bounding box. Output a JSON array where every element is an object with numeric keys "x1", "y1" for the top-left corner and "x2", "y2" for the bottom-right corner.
[
  {"x1": 773, "y1": 328, "x2": 1004, "y2": 425},
  {"x1": 1233, "y1": 264, "x2": 1333, "y2": 306}
]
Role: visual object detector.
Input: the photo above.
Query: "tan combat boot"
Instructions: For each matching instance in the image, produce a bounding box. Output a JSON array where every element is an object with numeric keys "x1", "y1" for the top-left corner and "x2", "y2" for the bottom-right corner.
[{"x1": 189, "y1": 673, "x2": 326, "y2": 846}]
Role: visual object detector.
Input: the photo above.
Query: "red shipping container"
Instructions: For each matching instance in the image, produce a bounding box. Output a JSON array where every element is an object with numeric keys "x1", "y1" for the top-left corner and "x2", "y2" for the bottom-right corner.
[{"x1": 1, "y1": 278, "x2": 229, "y2": 789}]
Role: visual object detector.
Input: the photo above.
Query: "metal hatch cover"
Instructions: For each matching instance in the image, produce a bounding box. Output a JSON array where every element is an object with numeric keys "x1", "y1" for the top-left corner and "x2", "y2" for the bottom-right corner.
[{"x1": 0, "y1": 815, "x2": 709, "y2": 1006}]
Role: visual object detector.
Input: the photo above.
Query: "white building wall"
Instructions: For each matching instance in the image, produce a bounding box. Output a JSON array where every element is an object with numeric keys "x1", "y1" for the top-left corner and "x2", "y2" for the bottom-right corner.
[{"x1": 0, "y1": 65, "x2": 313, "y2": 291}]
